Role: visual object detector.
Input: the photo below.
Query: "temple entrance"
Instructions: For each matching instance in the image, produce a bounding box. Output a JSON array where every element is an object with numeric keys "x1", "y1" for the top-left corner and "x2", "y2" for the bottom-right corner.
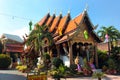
[
  {"x1": 72, "y1": 42, "x2": 94, "y2": 65},
  {"x1": 58, "y1": 43, "x2": 70, "y2": 67}
]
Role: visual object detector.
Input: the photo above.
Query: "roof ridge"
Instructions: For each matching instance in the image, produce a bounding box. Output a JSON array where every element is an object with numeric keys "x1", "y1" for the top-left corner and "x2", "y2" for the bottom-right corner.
[{"x1": 1, "y1": 33, "x2": 23, "y2": 43}]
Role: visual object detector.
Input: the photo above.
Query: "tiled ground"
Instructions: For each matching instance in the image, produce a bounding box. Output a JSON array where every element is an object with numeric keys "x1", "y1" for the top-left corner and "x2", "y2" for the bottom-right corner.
[{"x1": 0, "y1": 70, "x2": 120, "y2": 80}]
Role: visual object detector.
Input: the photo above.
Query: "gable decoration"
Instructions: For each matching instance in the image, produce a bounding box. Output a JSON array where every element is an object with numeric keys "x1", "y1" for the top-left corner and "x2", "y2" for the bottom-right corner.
[{"x1": 84, "y1": 30, "x2": 89, "y2": 40}]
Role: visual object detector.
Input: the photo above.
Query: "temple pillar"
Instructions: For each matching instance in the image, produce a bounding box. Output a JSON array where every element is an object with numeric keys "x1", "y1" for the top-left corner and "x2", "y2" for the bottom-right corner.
[
  {"x1": 68, "y1": 40, "x2": 73, "y2": 65},
  {"x1": 56, "y1": 45, "x2": 60, "y2": 58},
  {"x1": 94, "y1": 43, "x2": 99, "y2": 68}
]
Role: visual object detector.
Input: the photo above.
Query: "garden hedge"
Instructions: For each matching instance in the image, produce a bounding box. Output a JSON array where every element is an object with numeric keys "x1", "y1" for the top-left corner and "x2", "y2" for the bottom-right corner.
[{"x1": 0, "y1": 54, "x2": 11, "y2": 69}]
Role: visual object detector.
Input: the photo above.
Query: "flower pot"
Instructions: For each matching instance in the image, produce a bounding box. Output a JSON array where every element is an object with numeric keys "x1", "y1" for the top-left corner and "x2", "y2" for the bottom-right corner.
[
  {"x1": 54, "y1": 78, "x2": 60, "y2": 80},
  {"x1": 98, "y1": 77, "x2": 101, "y2": 80}
]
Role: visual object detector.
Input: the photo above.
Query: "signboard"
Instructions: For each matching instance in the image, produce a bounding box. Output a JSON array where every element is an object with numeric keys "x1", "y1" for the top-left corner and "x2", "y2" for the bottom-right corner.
[{"x1": 27, "y1": 75, "x2": 47, "y2": 80}]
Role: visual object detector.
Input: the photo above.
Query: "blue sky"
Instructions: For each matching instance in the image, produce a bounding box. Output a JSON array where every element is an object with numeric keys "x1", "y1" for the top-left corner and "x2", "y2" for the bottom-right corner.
[{"x1": 0, "y1": 0, "x2": 120, "y2": 38}]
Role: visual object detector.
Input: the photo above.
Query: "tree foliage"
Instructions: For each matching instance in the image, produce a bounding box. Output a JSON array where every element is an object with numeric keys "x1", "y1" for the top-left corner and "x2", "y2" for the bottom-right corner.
[
  {"x1": 26, "y1": 24, "x2": 53, "y2": 55},
  {"x1": 0, "y1": 54, "x2": 11, "y2": 69},
  {"x1": 0, "y1": 40, "x2": 3, "y2": 53},
  {"x1": 97, "y1": 26, "x2": 120, "y2": 48},
  {"x1": 97, "y1": 26, "x2": 120, "y2": 41}
]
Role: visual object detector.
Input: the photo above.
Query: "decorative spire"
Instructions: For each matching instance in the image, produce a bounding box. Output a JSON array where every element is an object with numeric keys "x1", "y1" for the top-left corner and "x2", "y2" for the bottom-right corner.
[
  {"x1": 67, "y1": 9, "x2": 70, "y2": 16},
  {"x1": 85, "y1": 3, "x2": 88, "y2": 11},
  {"x1": 60, "y1": 11, "x2": 62, "y2": 17},
  {"x1": 68, "y1": 9, "x2": 70, "y2": 14},
  {"x1": 54, "y1": 9, "x2": 56, "y2": 15},
  {"x1": 93, "y1": 24, "x2": 98, "y2": 30},
  {"x1": 60, "y1": 11, "x2": 62, "y2": 15},
  {"x1": 48, "y1": 9, "x2": 50, "y2": 13},
  {"x1": 82, "y1": 3, "x2": 88, "y2": 15}
]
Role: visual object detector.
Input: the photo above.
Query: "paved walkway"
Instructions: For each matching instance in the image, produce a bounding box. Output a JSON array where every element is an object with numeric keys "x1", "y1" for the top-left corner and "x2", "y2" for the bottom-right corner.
[
  {"x1": 0, "y1": 70, "x2": 27, "y2": 80},
  {"x1": 0, "y1": 70, "x2": 120, "y2": 80},
  {"x1": 48, "y1": 75, "x2": 120, "y2": 80},
  {"x1": 48, "y1": 74, "x2": 120, "y2": 80}
]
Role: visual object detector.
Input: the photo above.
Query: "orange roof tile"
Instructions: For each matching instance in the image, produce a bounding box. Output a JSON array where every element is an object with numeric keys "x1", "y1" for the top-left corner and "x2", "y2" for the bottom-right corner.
[
  {"x1": 6, "y1": 43, "x2": 24, "y2": 47},
  {"x1": 55, "y1": 31, "x2": 76, "y2": 44},
  {"x1": 38, "y1": 13, "x2": 50, "y2": 26},
  {"x1": 49, "y1": 16, "x2": 61, "y2": 32},
  {"x1": 46, "y1": 15, "x2": 55, "y2": 26},
  {"x1": 55, "y1": 35, "x2": 68, "y2": 44},
  {"x1": 6, "y1": 47, "x2": 24, "y2": 53},
  {"x1": 54, "y1": 15, "x2": 68, "y2": 35},
  {"x1": 35, "y1": 11, "x2": 102, "y2": 44},
  {"x1": 65, "y1": 13, "x2": 83, "y2": 33}
]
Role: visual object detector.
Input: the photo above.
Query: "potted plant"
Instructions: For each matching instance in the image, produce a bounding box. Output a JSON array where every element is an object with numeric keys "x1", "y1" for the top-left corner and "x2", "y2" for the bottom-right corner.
[
  {"x1": 92, "y1": 72, "x2": 104, "y2": 80},
  {"x1": 83, "y1": 58, "x2": 91, "y2": 75},
  {"x1": 48, "y1": 69, "x2": 61, "y2": 80},
  {"x1": 49, "y1": 60, "x2": 65, "y2": 80}
]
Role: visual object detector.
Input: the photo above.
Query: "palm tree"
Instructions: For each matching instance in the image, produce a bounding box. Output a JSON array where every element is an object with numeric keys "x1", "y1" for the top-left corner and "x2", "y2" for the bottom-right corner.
[
  {"x1": 97, "y1": 26, "x2": 120, "y2": 50},
  {"x1": 118, "y1": 31, "x2": 120, "y2": 39},
  {"x1": 26, "y1": 24, "x2": 53, "y2": 60}
]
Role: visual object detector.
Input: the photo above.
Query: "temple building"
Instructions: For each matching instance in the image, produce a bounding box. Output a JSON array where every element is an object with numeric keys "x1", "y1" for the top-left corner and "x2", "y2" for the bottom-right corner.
[
  {"x1": 0, "y1": 33, "x2": 24, "y2": 63},
  {"x1": 33, "y1": 10, "x2": 102, "y2": 67}
]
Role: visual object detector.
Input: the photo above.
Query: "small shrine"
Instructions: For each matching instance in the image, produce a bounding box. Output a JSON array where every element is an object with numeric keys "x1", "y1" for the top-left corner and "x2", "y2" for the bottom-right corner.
[{"x1": 1, "y1": 33, "x2": 24, "y2": 67}]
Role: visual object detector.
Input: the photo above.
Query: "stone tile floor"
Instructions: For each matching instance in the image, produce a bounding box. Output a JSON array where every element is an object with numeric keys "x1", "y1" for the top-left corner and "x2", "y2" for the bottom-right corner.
[{"x1": 0, "y1": 70, "x2": 120, "y2": 80}]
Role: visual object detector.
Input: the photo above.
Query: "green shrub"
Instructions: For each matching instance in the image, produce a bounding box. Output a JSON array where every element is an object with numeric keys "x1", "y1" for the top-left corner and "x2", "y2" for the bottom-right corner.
[
  {"x1": 16, "y1": 65, "x2": 21, "y2": 70},
  {"x1": 97, "y1": 50, "x2": 108, "y2": 68},
  {"x1": 0, "y1": 54, "x2": 11, "y2": 69},
  {"x1": 102, "y1": 65, "x2": 108, "y2": 72},
  {"x1": 43, "y1": 53, "x2": 51, "y2": 66},
  {"x1": 70, "y1": 64, "x2": 77, "y2": 74},
  {"x1": 16, "y1": 65, "x2": 27, "y2": 72},
  {"x1": 92, "y1": 72, "x2": 104, "y2": 79},
  {"x1": 110, "y1": 47, "x2": 120, "y2": 73},
  {"x1": 58, "y1": 65, "x2": 66, "y2": 75},
  {"x1": 83, "y1": 58, "x2": 91, "y2": 70},
  {"x1": 43, "y1": 53, "x2": 50, "y2": 60},
  {"x1": 107, "y1": 58, "x2": 116, "y2": 70},
  {"x1": 52, "y1": 58, "x2": 64, "y2": 68}
]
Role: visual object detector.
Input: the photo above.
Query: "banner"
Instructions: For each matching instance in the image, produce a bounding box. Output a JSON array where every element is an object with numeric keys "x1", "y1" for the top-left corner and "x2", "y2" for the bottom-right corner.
[
  {"x1": 58, "y1": 27, "x2": 62, "y2": 35},
  {"x1": 84, "y1": 30, "x2": 89, "y2": 39}
]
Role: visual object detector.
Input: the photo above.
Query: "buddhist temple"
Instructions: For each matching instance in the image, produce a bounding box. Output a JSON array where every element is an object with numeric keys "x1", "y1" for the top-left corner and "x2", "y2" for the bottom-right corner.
[
  {"x1": 30, "y1": 9, "x2": 102, "y2": 68},
  {"x1": 0, "y1": 33, "x2": 24, "y2": 63}
]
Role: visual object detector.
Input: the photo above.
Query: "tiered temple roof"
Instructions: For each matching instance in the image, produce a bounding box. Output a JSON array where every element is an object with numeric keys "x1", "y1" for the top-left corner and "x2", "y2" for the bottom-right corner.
[
  {"x1": 1, "y1": 33, "x2": 24, "y2": 53},
  {"x1": 36, "y1": 10, "x2": 102, "y2": 44}
]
